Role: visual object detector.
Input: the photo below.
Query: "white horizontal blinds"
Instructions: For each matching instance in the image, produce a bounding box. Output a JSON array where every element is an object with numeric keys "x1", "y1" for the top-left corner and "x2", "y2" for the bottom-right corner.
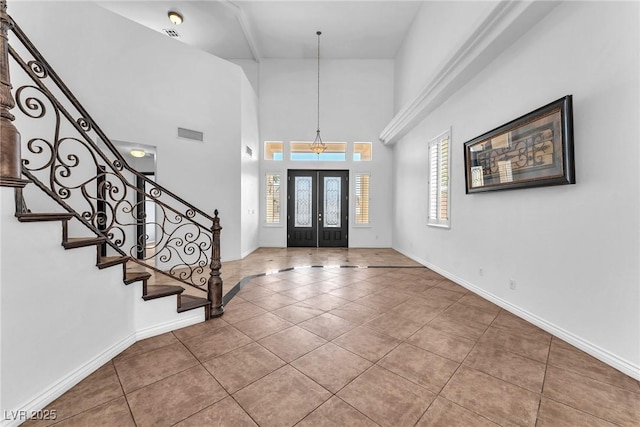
[
  {"x1": 428, "y1": 129, "x2": 451, "y2": 227},
  {"x1": 439, "y1": 135, "x2": 449, "y2": 222},
  {"x1": 355, "y1": 173, "x2": 370, "y2": 224},
  {"x1": 265, "y1": 173, "x2": 281, "y2": 223}
]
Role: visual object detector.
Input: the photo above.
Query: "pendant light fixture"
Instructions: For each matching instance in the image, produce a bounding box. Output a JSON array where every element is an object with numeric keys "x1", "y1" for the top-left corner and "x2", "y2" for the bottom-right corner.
[{"x1": 309, "y1": 31, "x2": 327, "y2": 156}]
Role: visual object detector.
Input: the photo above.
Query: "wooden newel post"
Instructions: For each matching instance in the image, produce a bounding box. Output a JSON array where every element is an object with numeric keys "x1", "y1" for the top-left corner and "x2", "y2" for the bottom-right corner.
[
  {"x1": 0, "y1": 0, "x2": 27, "y2": 188},
  {"x1": 208, "y1": 209, "x2": 224, "y2": 318}
]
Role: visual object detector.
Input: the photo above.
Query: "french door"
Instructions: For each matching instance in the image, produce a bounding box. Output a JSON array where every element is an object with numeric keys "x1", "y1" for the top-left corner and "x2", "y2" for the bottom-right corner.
[{"x1": 287, "y1": 170, "x2": 349, "y2": 247}]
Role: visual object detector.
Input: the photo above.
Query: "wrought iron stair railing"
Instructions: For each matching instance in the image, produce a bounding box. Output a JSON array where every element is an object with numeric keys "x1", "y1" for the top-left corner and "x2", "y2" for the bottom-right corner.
[{"x1": 4, "y1": 13, "x2": 223, "y2": 318}]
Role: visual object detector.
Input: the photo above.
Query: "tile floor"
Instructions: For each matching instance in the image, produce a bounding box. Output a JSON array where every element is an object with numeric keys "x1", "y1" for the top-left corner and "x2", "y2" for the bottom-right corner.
[{"x1": 25, "y1": 249, "x2": 639, "y2": 426}]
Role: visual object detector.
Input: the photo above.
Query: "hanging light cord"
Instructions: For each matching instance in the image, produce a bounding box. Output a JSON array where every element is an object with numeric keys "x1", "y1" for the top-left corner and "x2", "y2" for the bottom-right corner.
[{"x1": 316, "y1": 30, "x2": 321, "y2": 133}]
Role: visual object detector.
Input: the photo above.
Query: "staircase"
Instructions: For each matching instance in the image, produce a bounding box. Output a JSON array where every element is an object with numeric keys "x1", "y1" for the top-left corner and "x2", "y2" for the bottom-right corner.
[{"x1": 0, "y1": 4, "x2": 224, "y2": 320}]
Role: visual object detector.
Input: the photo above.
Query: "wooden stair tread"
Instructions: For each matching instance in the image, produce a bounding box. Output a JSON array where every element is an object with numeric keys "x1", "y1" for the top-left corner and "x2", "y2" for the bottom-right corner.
[
  {"x1": 124, "y1": 271, "x2": 152, "y2": 285},
  {"x1": 97, "y1": 255, "x2": 130, "y2": 269},
  {"x1": 143, "y1": 285, "x2": 184, "y2": 301},
  {"x1": 63, "y1": 236, "x2": 106, "y2": 249},
  {"x1": 17, "y1": 212, "x2": 74, "y2": 222},
  {"x1": 178, "y1": 295, "x2": 211, "y2": 313}
]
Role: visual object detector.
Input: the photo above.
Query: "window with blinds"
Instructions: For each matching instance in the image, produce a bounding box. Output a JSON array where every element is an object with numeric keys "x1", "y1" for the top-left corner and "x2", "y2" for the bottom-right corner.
[
  {"x1": 428, "y1": 130, "x2": 451, "y2": 228},
  {"x1": 355, "y1": 173, "x2": 370, "y2": 225},
  {"x1": 265, "y1": 173, "x2": 281, "y2": 224}
]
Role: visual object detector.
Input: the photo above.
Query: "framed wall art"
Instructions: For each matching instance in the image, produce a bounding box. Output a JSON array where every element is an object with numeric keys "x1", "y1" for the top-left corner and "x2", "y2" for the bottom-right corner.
[{"x1": 464, "y1": 95, "x2": 575, "y2": 193}]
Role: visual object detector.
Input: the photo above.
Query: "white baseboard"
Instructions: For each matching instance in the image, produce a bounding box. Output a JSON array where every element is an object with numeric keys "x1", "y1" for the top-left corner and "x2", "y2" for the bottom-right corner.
[
  {"x1": 1, "y1": 333, "x2": 136, "y2": 427},
  {"x1": 394, "y1": 247, "x2": 640, "y2": 381},
  {"x1": 136, "y1": 309, "x2": 204, "y2": 340}
]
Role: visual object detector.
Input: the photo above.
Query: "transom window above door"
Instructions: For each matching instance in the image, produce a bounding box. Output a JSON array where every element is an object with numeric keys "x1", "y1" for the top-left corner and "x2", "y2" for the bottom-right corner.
[{"x1": 290, "y1": 141, "x2": 346, "y2": 161}]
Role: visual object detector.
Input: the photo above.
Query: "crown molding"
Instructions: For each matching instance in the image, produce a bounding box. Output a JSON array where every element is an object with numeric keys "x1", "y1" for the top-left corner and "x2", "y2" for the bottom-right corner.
[{"x1": 379, "y1": 0, "x2": 560, "y2": 145}]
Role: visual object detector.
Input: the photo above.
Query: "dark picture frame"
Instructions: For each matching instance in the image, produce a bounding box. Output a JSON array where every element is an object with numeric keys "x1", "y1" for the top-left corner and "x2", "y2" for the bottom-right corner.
[{"x1": 464, "y1": 95, "x2": 575, "y2": 193}]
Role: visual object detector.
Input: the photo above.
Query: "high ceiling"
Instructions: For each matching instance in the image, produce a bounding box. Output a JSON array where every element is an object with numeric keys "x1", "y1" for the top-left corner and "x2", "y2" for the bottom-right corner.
[{"x1": 97, "y1": 1, "x2": 424, "y2": 60}]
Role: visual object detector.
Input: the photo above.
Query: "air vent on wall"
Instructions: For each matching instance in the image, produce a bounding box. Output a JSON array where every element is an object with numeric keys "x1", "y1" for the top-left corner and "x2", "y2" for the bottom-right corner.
[
  {"x1": 163, "y1": 28, "x2": 180, "y2": 38},
  {"x1": 177, "y1": 127, "x2": 204, "y2": 142}
]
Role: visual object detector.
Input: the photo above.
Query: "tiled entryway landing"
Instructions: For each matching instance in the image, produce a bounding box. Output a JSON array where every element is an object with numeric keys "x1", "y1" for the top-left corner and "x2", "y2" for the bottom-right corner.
[{"x1": 25, "y1": 251, "x2": 639, "y2": 426}]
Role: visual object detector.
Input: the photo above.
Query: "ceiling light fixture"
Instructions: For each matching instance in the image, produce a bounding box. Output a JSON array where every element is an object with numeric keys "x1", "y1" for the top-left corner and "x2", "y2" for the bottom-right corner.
[
  {"x1": 168, "y1": 11, "x2": 183, "y2": 25},
  {"x1": 310, "y1": 30, "x2": 327, "y2": 156},
  {"x1": 130, "y1": 149, "x2": 146, "y2": 158}
]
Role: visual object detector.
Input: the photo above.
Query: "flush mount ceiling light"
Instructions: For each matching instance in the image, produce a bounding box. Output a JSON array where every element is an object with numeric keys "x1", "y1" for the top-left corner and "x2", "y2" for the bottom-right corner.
[
  {"x1": 168, "y1": 11, "x2": 183, "y2": 25},
  {"x1": 130, "y1": 149, "x2": 146, "y2": 158},
  {"x1": 309, "y1": 30, "x2": 327, "y2": 156}
]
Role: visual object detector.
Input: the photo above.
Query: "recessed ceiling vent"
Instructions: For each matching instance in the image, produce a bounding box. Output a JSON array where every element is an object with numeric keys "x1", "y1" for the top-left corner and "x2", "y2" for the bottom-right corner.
[
  {"x1": 163, "y1": 28, "x2": 180, "y2": 38},
  {"x1": 177, "y1": 127, "x2": 204, "y2": 142}
]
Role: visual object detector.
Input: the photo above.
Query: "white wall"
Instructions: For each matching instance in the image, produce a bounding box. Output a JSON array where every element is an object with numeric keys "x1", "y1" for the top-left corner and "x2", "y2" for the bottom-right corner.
[
  {"x1": 392, "y1": 1, "x2": 639, "y2": 376},
  {"x1": 10, "y1": 1, "x2": 250, "y2": 261},
  {"x1": 258, "y1": 59, "x2": 395, "y2": 247},
  {"x1": 240, "y1": 76, "x2": 260, "y2": 257}
]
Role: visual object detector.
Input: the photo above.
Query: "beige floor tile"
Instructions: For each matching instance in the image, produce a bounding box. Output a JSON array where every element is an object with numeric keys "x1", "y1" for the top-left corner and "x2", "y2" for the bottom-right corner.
[
  {"x1": 49, "y1": 397, "x2": 135, "y2": 427},
  {"x1": 114, "y1": 332, "x2": 179, "y2": 362},
  {"x1": 233, "y1": 365, "x2": 331, "y2": 427},
  {"x1": 250, "y1": 293, "x2": 298, "y2": 311},
  {"x1": 175, "y1": 396, "x2": 257, "y2": 426},
  {"x1": 22, "y1": 363, "x2": 123, "y2": 426},
  {"x1": 203, "y1": 342, "x2": 285, "y2": 393},
  {"x1": 434, "y1": 279, "x2": 469, "y2": 294},
  {"x1": 114, "y1": 342, "x2": 198, "y2": 393},
  {"x1": 329, "y1": 301, "x2": 382, "y2": 324},
  {"x1": 181, "y1": 325, "x2": 253, "y2": 361},
  {"x1": 543, "y1": 365, "x2": 640, "y2": 426},
  {"x1": 416, "y1": 397, "x2": 499, "y2": 426},
  {"x1": 332, "y1": 326, "x2": 400, "y2": 362},
  {"x1": 537, "y1": 397, "x2": 619, "y2": 427},
  {"x1": 378, "y1": 343, "x2": 459, "y2": 393},
  {"x1": 364, "y1": 312, "x2": 425, "y2": 339},
  {"x1": 262, "y1": 279, "x2": 302, "y2": 292},
  {"x1": 463, "y1": 342, "x2": 546, "y2": 393},
  {"x1": 271, "y1": 303, "x2": 325, "y2": 323},
  {"x1": 280, "y1": 284, "x2": 326, "y2": 301},
  {"x1": 297, "y1": 396, "x2": 378, "y2": 427},
  {"x1": 338, "y1": 365, "x2": 435, "y2": 427},
  {"x1": 548, "y1": 338, "x2": 640, "y2": 393},
  {"x1": 222, "y1": 301, "x2": 267, "y2": 324},
  {"x1": 298, "y1": 312, "x2": 357, "y2": 340},
  {"x1": 235, "y1": 286, "x2": 276, "y2": 301},
  {"x1": 444, "y1": 302, "x2": 499, "y2": 326},
  {"x1": 356, "y1": 292, "x2": 409, "y2": 311},
  {"x1": 441, "y1": 366, "x2": 540, "y2": 426},
  {"x1": 233, "y1": 312, "x2": 294, "y2": 340},
  {"x1": 491, "y1": 311, "x2": 551, "y2": 340},
  {"x1": 428, "y1": 313, "x2": 488, "y2": 341},
  {"x1": 480, "y1": 326, "x2": 551, "y2": 363},
  {"x1": 456, "y1": 294, "x2": 501, "y2": 312},
  {"x1": 421, "y1": 287, "x2": 465, "y2": 303},
  {"x1": 127, "y1": 365, "x2": 227, "y2": 427},
  {"x1": 292, "y1": 342, "x2": 372, "y2": 393},
  {"x1": 172, "y1": 316, "x2": 228, "y2": 341},
  {"x1": 327, "y1": 285, "x2": 374, "y2": 301},
  {"x1": 300, "y1": 293, "x2": 350, "y2": 311},
  {"x1": 407, "y1": 325, "x2": 475, "y2": 363},
  {"x1": 258, "y1": 326, "x2": 327, "y2": 362},
  {"x1": 391, "y1": 300, "x2": 444, "y2": 323}
]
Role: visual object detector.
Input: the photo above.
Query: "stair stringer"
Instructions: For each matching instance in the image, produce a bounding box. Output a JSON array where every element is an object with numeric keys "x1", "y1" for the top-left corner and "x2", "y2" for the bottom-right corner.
[{"x1": 0, "y1": 188, "x2": 202, "y2": 427}]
